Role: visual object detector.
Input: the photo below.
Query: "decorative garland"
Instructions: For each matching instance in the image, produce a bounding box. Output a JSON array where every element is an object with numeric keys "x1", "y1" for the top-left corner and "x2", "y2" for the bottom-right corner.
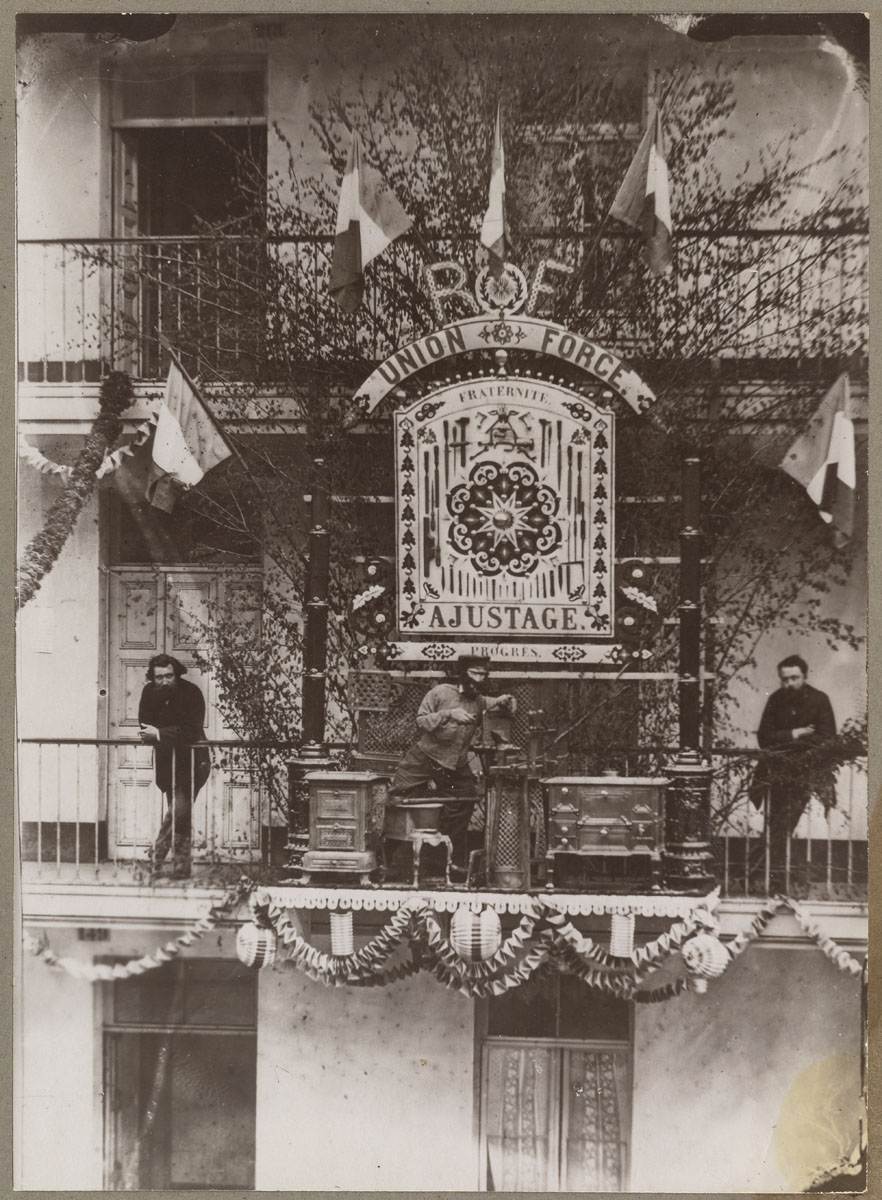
[
  {"x1": 726, "y1": 895, "x2": 864, "y2": 977},
  {"x1": 24, "y1": 886, "x2": 864, "y2": 1006},
  {"x1": 256, "y1": 893, "x2": 419, "y2": 987},
  {"x1": 22, "y1": 879, "x2": 251, "y2": 982},
  {"x1": 17, "y1": 372, "x2": 137, "y2": 610},
  {"x1": 17, "y1": 402, "x2": 159, "y2": 482},
  {"x1": 415, "y1": 907, "x2": 555, "y2": 998},
  {"x1": 542, "y1": 903, "x2": 714, "y2": 974}
]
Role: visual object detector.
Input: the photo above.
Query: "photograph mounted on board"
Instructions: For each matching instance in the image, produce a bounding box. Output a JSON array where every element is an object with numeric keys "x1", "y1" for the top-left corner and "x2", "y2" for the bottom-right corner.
[{"x1": 15, "y1": 10, "x2": 868, "y2": 1194}]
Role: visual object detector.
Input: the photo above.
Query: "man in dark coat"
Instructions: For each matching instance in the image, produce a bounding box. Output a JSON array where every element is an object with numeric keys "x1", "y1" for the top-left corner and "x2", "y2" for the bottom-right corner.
[
  {"x1": 390, "y1": 655, "x2": 516, "y2": 870},
  {"x1": 139, "y1": 653, "x2": 211, "y2": 878},
  {"x1": 751, "y1": 654, "x2": 837, "y2": 886}
]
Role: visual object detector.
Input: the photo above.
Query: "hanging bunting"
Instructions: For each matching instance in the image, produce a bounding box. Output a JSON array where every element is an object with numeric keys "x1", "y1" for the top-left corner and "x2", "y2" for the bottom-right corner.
[
  {"x1": 22, "y1": 879, "x2": 251, "y2": 982},
  {"x1": 24, "y1": 887, "x2": 863, "y2": 1004}
]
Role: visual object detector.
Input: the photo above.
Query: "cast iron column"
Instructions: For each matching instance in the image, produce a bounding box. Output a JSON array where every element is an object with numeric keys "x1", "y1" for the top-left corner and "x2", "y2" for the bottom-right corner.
[
  {"x1": 663, "y1": 457, "x2": 716, "y2": 891},
  {"x1": 287, "y1": 457, "x2": 337, "y2": 872}
]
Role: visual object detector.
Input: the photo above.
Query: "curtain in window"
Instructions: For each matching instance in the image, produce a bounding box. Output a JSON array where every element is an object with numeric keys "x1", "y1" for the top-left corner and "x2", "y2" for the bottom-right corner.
[
  {"x1": 562, "y1": 1048, "x2": 629, "y2": 1191},
  {"x1": 484, "y1": 1044, "x2": 556, "y2": 1192}
]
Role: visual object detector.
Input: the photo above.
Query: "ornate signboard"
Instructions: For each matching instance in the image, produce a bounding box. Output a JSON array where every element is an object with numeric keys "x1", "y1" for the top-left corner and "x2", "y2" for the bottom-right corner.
[
  {"x1": 392, "y1": 375, "x2": 617, "y2": 664},
  {"x1": 355, "y1": 314, "x2": 656, "y2": 417}
]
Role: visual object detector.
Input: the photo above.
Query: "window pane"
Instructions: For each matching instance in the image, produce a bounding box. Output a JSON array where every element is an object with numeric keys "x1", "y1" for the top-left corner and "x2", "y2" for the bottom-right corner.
[
  {"x1": 120, "y1": 75, "x2": 194, "y2": 120},
  {"x1": 111, "y1": 958, "x2": 257, "y2": 1028},
  {"x1": 562, "y1": 1047, "x2": 629, "y2": 1191},
  {"x1": 483, "y1": 1044, "x2": 557, "y2": 1191},
  {"x1": 183, "y1": 959, "x2": 257, "y2": 1027},
  {"x1": 169, "y1": 1035, "x2": 257, "y2": 1187},
  {"x1": 487, "y1": 974, "x2": 631, "y2": 1040},
  {"x1": 113, "y1": 963, "x2": 185, "y2": 1025},
  {"x1": 106, "y1": 1031, "x2": 256, "y2": 1190},
  {"x1": 194, "y1": 69, "x2": 265, "y2": 118},
  {"x1": 487, "y1": 975, "x2": 557, "y2": 1037},
  {"x1": 558, "y1": 976, "x2": 630, "y2": 1041},
  {"x1": 119, "y1": 68, "x2": 266, "y2": 120}
]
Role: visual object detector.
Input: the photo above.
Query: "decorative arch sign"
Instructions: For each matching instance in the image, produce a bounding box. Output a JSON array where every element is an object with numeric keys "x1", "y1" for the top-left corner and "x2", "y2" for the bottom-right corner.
[
  {"x1": 355, "y1": 315, "x2": 656, "y2": 418},
  {"x1": 389, "y1": 375, "x2": 619, "y2": 665},
  {"x1": 355, "y1": 312, "x2": 659, "y2": 666}
]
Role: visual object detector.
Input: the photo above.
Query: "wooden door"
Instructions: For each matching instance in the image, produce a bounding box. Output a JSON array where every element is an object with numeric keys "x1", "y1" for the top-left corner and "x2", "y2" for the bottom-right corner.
[{"x1": 106, "y1": 567, "x2": 263, "y2": 861}]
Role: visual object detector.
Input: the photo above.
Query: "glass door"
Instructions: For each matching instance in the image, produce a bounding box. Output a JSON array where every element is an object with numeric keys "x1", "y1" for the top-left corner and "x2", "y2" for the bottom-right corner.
[
  {"x1": 480, "y1": 1040, "x2": 631, "y2": 1192},
  {"x1": 479, "y1": 975, "x2": 632, "y2": 1191}
]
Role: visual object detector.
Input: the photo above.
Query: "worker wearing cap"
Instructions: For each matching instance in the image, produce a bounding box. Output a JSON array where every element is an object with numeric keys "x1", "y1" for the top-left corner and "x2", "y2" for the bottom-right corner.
[{"x1": 390, "y1": 655, "x2": 516, "y2": 867}]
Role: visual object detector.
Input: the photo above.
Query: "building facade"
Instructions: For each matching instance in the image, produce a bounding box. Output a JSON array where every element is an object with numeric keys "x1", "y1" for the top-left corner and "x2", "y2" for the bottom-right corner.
[{"x1": 16, "y1": 13, "x2": 868, "y2": 1192}]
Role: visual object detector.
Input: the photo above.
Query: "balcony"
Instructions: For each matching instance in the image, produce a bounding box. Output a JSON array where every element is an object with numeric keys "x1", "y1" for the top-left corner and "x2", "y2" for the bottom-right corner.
[
  {"x1": 18, "y1": 738, "x2": 867, "y2": 903},
  {"x1": 17, "y1": 229, "x2": 868, "y2": 386}
]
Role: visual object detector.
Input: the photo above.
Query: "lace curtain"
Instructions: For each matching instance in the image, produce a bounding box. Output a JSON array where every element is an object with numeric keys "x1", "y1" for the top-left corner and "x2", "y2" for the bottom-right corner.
[{"x1": 484, "y1": 1043, "x2": 629, "y2": 1192}]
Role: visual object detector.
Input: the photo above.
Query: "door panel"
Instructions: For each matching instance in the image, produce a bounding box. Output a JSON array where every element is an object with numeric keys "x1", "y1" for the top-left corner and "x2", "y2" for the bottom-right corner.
[
  {"x1": 165, "y1": 576, "x2": 213, "y2": 655},
  {"x1": 107, "y1": 567, "x2": 262, "y2": 860}
]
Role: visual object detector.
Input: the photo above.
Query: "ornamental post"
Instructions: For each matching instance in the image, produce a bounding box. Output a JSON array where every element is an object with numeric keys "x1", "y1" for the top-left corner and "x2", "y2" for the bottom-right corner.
[
  {"x1": 287, "y1": 456, "x2": 337, "y2": 872},
  {"x1": 663, "y1": 457, "x2": 716, "y2": 891}
]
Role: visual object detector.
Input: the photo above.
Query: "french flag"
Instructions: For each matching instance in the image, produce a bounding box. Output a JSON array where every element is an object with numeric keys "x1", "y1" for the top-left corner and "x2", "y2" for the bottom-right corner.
[
  {"x1": 147, "y1": 357, "x2": 232, "y2": 513},
  {"x1": 609, "y1": 106, "x2": 673, "y2": 277},
  {"x1": 329, "y1": 130, "x2": 412, "y2": 313},
  {"x1": 480, "y1": 104, "x2": 510, "y2": 280},
  {"x1": 781, "y1": 373, "x2": 856, "y2": 546}
]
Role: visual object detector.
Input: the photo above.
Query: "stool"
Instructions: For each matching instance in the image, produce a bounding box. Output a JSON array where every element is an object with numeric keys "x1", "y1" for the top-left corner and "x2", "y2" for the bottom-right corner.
[{"x1": 384, "y1": 800, "x2": 454, "y2": 887}]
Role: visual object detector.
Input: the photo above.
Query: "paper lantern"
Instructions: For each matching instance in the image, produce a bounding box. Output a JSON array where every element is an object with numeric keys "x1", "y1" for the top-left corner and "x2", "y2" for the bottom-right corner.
[
  {"x1": 330, "y1": 910, "x2": 354, "y2": 956},
  {"x1": 682, "y1": 932, "x2": 730, "y2": 993},
  {"x1": 609, "y1": 913, "x2": 635, "y2": 958},
  {"x1": 236, "y1": 922, "x2": 277, "y2": 969},
  {"x1": 450, "y1": 906, "x2": 502, "y2": 962}
]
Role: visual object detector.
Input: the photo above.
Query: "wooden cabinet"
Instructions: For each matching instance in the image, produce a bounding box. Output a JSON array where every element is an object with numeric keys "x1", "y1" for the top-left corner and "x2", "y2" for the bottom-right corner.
[
  {"x1": 300, "y1": 772, "x2": 389, "y2": 883},
  {"x1": 542, "y1": 776, "x2": 666, "y2": 890}
]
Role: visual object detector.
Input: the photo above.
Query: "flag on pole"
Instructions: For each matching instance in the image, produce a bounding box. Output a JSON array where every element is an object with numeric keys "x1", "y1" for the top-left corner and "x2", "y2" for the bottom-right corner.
[
  {"x1": 480, "y1": 103, "x2": 509, "y2": 280},
  {"x1": 329, "y1": 130, "x2": 413, "y2": 312},
  {"x1": 609, "y1": 106, "x2": 673, "y2": 276},
  {"x1": 147, "y1": 357, "x2": 232, "y2": 513},
  {"x1": 781, "y1": 372, "x2": 855, "y2": 546}
]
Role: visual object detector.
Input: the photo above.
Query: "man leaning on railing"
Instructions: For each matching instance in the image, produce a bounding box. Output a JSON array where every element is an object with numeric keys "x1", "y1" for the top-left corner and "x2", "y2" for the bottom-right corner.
[
  {"x1": 749, "y1": 654, "x2": 837, "y2": 890},
  {"x1": 138, "y1": 654, "x2": 211, "y2": 880}
]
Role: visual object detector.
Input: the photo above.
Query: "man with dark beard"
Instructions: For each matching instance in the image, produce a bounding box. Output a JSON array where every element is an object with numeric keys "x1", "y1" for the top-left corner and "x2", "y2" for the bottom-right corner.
[
  {"x1": 750, "y1": 654, "x2": 837, "y2": 888},
  {"x1": 139, "y1": 654, "x2": 211, "y2": 879},
  {"x1": 390, "y1": 655, "x2": 516, "y2": 869}
]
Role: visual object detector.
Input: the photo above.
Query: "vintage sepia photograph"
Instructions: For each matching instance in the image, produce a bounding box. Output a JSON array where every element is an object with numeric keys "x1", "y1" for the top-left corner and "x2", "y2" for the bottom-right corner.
[{"x1": 14, "y1": 10, "x2": 869, "y2": 1192}]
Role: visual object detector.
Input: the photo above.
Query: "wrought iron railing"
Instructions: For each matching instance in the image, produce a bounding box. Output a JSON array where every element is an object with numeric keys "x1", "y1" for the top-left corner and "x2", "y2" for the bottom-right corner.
[
  {"x1": 557, "y1": 745, "x2": 868, "y2": 902},
  {"x1": 17, "y1": 229, "x2": 868, "y2": 383},
  {"x1": 17, "y1": 738, "x2": 297, "y2": 884},
  {"x1": 18, "y1": 737, "x2": 867, "y2": 899}
]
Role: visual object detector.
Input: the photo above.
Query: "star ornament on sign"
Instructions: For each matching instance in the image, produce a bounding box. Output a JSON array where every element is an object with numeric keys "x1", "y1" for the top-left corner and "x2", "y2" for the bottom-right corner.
[{"x1": 474, "y1": 490, "x2": 535, "y2": 550}]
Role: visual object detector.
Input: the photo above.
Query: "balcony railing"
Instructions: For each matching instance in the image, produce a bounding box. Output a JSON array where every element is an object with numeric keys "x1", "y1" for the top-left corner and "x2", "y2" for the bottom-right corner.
[
  {"x1": 18, "y1": 738, "x2": 295, "y2": 886},
  {"x1": 18, "y1": 737, "x2": 867, "y2": 900},
  {"x1": 17, "y1": 229, "x2": 868, "y2": 384}
]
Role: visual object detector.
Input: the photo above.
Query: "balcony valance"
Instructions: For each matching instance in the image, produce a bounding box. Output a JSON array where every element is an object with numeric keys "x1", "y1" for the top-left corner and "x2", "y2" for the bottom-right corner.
[{"x1": 263, "y1": 885, "x2": 720, "y2": 918}]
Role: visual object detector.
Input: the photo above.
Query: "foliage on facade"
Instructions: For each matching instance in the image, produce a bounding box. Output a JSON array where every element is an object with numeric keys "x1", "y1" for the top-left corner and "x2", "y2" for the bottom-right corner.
[{"x1": 64, "y1": 21, "x2": 867, "y2": 765}]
